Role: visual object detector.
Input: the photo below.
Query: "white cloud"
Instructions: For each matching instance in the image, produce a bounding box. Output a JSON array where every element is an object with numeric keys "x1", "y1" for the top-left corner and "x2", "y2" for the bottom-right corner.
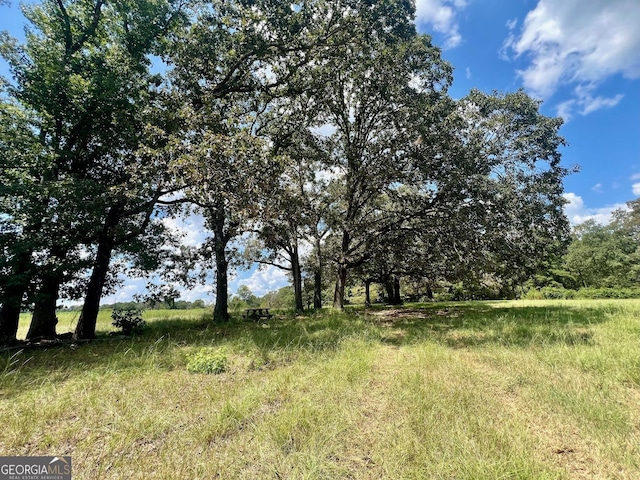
[
  {"x1": 465, "y1": 67, "x2": 471, "y2": 79},
  {"x1": 630, "y1": 173, "x2": 640, "y2": 181},
  {"x1": 311, "y1": 123, "x2": 336, "y2": 137},
  {"x1": 580, "y1": 93, "x2": 624, "y2": 115},
  {"x1": 237, "y1": 265, "x2": 289, "y2": 297},
  {"x1": 556, "y1": 99, "x2": 576, "y2": 121},
  {"x1": 591, "y1": 183, "x2": 603, "y2": 193},
  {"x1": 563, "y1": 192, "x2": 628, "y2": 224},
  {"x1": 315, "y1": 165, "x2": 342, "y2": 183},
  {"x1": 102, "y1": 277, "x2": 148, "y2": 304},
  {"x1": 503, "y1": 0, "x2": 640, "y2": 116},
  {"x1": 506, "y1": 18, "x2": 518, "y2": 30},
  {"x1": 176, "y1": 284, "x2": 214, "y2": 303},
  {"x1": 633, "y1": 183, "x2": 640, "y2": 196},
  {"x1": 162, "y1": 213, "x2": 208, "y2": 248},
  {"x1": 414, "y1": 0, "x2": 468, "y2": 49},
  {"x1": 555, "y1": 90, "x2": 624, "y2": 121}
]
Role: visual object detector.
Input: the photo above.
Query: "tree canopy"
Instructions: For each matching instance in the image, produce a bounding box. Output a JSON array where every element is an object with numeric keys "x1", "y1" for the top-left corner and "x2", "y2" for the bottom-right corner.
[{"x1": 0, "y1": 0, "x2": 592, "y2": 343}]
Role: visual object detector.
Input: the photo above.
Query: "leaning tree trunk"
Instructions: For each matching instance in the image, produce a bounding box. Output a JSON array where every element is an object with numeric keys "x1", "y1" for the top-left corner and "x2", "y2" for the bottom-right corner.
[
  {"x1": 27, "y1": 272, "x2": 61, "y2": 340},
  {"x1": 74, "y1": 236, "x2": 115, "y2": 340},
  {"x1": 333, "y1": 264, "x2": 348, "y2": 310}
]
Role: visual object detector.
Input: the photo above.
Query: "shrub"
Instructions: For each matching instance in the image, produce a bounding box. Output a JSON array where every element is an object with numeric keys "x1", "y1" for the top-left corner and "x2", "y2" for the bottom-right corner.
[
  {"x1": 575, "y1": 287, "x2": 640, "y2": 299},
  {"x1": 541, "y1": 287, "x2": 576, "y2": 299},
  {"x1": 523, "y1": 289, "x2": 544, "y2": 300},
  {"x1": 524, "y1": 287, "x2": 640, "y2": 300},
  {"x1": 186, "y1": 347, "x2": 228, "y2": 374},
  {"x1": 523, "y1": 287, "x2": 574, "y2": 299},
  {"x1": 111, "y1": 308, "x2": 146, "y2": 335}
]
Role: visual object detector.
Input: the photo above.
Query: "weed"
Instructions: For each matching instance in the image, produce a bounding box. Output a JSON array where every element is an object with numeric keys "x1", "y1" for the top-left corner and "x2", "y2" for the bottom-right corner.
[{"x1": 186, "y1": 347, "x2": 228, "y2": 374}]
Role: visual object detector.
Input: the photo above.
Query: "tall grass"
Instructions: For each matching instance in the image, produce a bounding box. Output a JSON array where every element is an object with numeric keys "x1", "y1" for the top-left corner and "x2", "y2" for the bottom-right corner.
[{"x1": 2, "y1": 300, "x2": 639, "y2": 479}]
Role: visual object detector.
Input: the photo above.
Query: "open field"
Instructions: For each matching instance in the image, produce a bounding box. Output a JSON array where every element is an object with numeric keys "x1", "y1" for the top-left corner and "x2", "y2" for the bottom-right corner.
[{"x1": 2, "y1": 300, "x2": 640, "y2": 479}]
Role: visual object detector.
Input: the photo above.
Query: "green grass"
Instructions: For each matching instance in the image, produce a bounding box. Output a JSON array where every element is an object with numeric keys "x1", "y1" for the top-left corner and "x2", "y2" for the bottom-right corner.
[
  {"x1": 2, "y1": 300, "x2": 640, "y2": 479},
  {"x1": 16, "y1": 308, "x2": 211, "y2": 340}
]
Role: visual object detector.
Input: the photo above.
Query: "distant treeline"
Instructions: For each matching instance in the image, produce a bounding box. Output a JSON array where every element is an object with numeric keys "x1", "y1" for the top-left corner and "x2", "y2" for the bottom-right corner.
[{"x1": 61, "y1": 299, "x2": 207, "y2": 312}]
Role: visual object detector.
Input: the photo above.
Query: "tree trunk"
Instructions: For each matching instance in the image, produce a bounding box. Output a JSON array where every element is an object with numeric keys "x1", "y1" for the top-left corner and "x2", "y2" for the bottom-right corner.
[
  {"x1": 313, "y1": 238, "x2": 323, "y2": 309},
  {"x1": 333, "y1": 264, "x2": 348, "y2": 309},
  {"x1": 426, "y1": 282, "x2": 434, "y2": 300},
  {"x1": 0, "y1": 251, "x2": 33, "y2": 343},
  {"x1": 74, "y1": 236, "x2": 115, "y2": 340},
  {"x1": 313, "y1": 269, "x2": 322, "y2": 309},
  {"x1": 212, "y1": 206, "x2": 230, "y2": 322},
  {"x1": 333, "y1": 229, "x2": 352, "y2": 310},
  {"x1": 384, "y1": 277, "x2": 394, "y2": 303},
  {"x1": 27, "y1": 273, "x2": 61, "y2": 340},
  {"x1": 385, "y1": 275, "x2": 402, "y2": 305},
  {"x1": 0, "y1": 282, "x2": 28, "y2": 344},
  {"x1": 0, "y1": 302, "x2": 22, "y2": 344},
  {"x1": 290, "y1": 245, "x2": 304, "y2": 312},
  {"x1": 393, "y1": 276, "x2": 402, "y2": 305},
  {"x1": 213, "y1": 257, "x2": 229, "y2": 321},
  {"x1": 364, "y1": 279, "x2": 372, "y2": 307}
]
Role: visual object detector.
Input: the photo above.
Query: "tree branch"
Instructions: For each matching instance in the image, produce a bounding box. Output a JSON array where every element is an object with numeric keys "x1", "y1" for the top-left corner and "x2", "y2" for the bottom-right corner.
[{"x1": 69, "y1": 0, "x2": 105, "y2": 55}]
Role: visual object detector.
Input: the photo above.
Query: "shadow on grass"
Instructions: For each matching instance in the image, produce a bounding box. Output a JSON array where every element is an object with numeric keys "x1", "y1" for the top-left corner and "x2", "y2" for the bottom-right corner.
[
  {"x1": 367, "y1": 303, "x2": 608, "y2": 348},
  {"x1": 0, "y1": 302, "x2": 614, "y2": 398}
]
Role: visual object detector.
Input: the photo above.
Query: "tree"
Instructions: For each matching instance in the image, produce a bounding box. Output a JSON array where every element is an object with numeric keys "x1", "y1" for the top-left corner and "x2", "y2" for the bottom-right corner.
[
  {"x1": 313, "y1": 24, "x2": 452, "y2": 308},
  {"x1": 614, "y1": 200, "x2": 640, "y2": 286},
  {"x1": 566, "y1": 217, "x2": 638, "y2": 288},
  {"x1": 164, "y1": 0, "x2": 356, "y2": 320},
  {"x1": 1, "y1": 0, "x2": 187, "y2": 340},
  {"x1": 170, "y1": 129, "x2": 277, "y2": 321},
  {"x1": 0, "y1": 98, "x2": 46, "y2": 342},
  {"x1": 236, "y1": 285, "x2": 259, "y2": 307},
  {"x1": 247, "y1": 125, "x2": 331, "y2": 312},
  {"x1": 395, "y1": 89, "x2": 570, "y2": 298}
]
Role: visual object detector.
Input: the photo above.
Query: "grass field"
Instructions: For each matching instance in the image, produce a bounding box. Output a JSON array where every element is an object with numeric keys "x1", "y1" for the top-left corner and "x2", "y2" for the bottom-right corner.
[{"x1": 1, "y1": 300, "x2": 639, "y2": 479}]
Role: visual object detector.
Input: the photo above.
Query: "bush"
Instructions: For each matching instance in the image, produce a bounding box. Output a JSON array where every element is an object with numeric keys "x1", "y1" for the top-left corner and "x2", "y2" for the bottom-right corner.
[
  {"x1": 523, "y1": 287, "x2": 575, "y2": 299},
  {"x1": 541, "y1": 287, "x2": 576, "y2": 299},
  {"x1": 524, "y1": 287, "x2": 640, "y2": 300},
  {"x1": 575, "y1": 288, "x2": 640, "y2": 299},
  {"x1": 111, "y1": 308, "x2": 146, "y2": 335},
  {"x1": 186, "y1": 347, "x2": 228, "y2": 374},
  {"x1": 523, "y1": 289, "x2": 544, "y2": 300}
]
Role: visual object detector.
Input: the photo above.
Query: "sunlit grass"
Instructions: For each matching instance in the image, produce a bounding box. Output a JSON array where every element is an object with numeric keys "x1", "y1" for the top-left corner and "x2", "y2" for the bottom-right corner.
[
  {"x1": 16, "y1": 308, "x2": 211, "y2": 339},
  {"x1": 2, "y1": 299, "x2": 640, "y2": 478}
]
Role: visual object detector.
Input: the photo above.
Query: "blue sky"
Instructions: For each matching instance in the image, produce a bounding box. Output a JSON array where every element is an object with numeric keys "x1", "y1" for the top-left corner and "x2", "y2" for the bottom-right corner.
[
  {"x1": 2, "y1": 0, "x2": 639, "y2": 303},
  {"x1": 414, "y1": 0, "x2": 640, "y2": 223}
]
